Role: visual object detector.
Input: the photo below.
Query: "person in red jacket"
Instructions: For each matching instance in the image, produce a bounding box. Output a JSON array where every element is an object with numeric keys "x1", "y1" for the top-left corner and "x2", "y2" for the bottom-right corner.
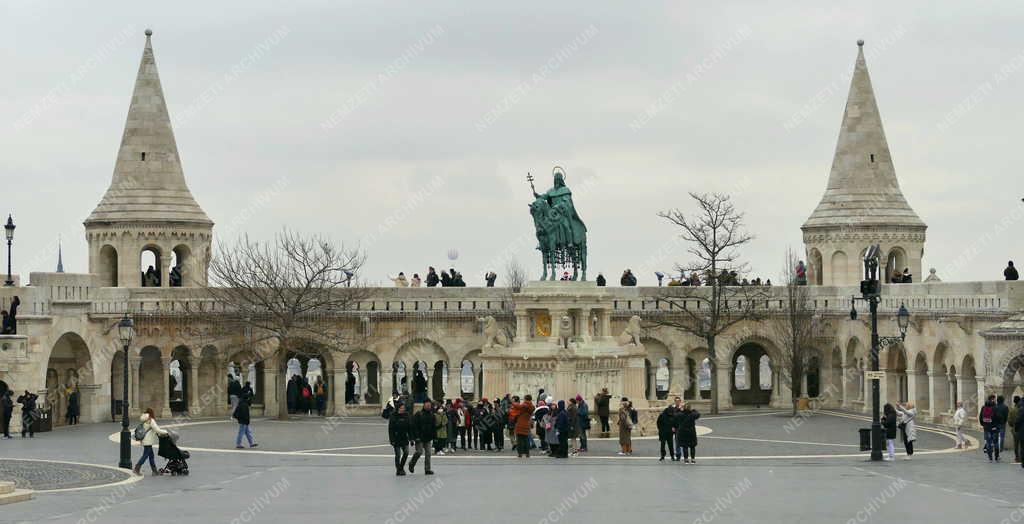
[
  {"x1": 462, "y1": 401, "x2": 475, "y2": 449},
  {"x1": 509, "y1": 395, "x2": 535, "y2": 458}
]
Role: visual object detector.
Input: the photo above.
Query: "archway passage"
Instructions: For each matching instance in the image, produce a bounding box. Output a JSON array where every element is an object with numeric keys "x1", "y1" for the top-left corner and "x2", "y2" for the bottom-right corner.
[
  {"x1": 99, "y1": 245, "x2": 118, "y2": 287},
  {"x1": 48, "y1": 333, "x2": 92, "y2": 426},
  {"x1": 168, "y1": 346, "x2": 191, "y2": 415},
  {"x1": 731, "y1": 344, "x2": 772, "y2": 406},
  {"x1": 138, "y1": 346, "x2": 164, "y2": 415},
  {"x1": 283, "y1": 348, "x2": 329, "y2": 416},
  {"x1": 1001, "y1": 352, "x2": 1024, "y2": 401}
]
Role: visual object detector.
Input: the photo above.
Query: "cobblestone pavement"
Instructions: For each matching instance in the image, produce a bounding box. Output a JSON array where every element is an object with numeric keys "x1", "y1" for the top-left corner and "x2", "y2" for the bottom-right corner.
[
  {"x1": 0, "y1": 458, "x2": 132, "y2": 491},
  {"x1": 0, "y1": 410, "x2": 1019, "y2": 524}
]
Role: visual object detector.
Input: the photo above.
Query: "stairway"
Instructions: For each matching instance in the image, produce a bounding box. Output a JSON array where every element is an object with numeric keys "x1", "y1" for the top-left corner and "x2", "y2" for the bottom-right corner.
[{"x1": 0, "y1": 481, "x2": 33, "y2": 505}]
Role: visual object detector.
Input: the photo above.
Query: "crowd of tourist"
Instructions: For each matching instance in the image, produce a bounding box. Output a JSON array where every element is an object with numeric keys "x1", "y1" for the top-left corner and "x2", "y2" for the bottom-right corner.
[
  {"x1": 391, "y1": 267, "x2": 485, "y2": 287},
  {"x1": 976, "y1": 394, "x2": 1024, "y2": 467},
  {"x1": 384, "y1": 385, "x2": 710, "y2": 476},
  {"x1": 284, "y1": 374, "x2": 327, "y2": 416}
]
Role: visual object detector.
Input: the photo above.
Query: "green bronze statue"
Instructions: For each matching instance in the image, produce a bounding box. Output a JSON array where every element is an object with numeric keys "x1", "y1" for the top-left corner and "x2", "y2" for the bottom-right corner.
[{"x1": 528, "y1": 166, "x2": 588, "y2": 281}]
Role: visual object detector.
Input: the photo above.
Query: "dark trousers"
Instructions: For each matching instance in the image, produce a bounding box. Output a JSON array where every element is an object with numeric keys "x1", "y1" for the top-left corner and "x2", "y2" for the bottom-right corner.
[
  {"x1": 901, "y1": 431, "x2": 914, "y2": 456},
  {"x1": 557, "y1": 433, "x2": 569, "y2": 457},
  {"x1": 135, "y1": 445, "x2": 156, "y2": 469},
  {"x1": 682, "y1": 445, "x2": 696, "y2": 460},
  {"x1": 494, "y1": 428, "x2": 504, "y2": 450},
  {"x1": 409, "y1": 441, "x2": 431, "y2": 473},
  {"x1": 433, "y1": 438, "x2": 445, "y2": 454},
  {"x1": 516, "y1": 434, "x2": 530, "y2": 457},
  {"x1": 537, "y1": 426, "x2": 547, "y2": 450},
  {"x1": 1014, "y1": 432, "x2": 1022, "y2": 462},
  {"x1": 20, "y1": 413, "x2": 33, "y2": 437},
  {"x1": 470, "y1": 426, "x2": 478, "y2": 448},
  {"x1": 659, "y1": 437, "x2": 676, "y2": 460},
  {"x1": 600, "y1": 416, "x2": 610, "y2": 433},
  {"x1": 985, "y1": 429, "x2": 999, "y2": 459},
  {"x1": 1, "y1": 409, "x2": 10, "y2": 437},
  {"x1": 579, "y1": 428, "x2": 588, "y2": 450},
  {"x1": 393, "y1": 444, "x2": 409, "y2": 470},
  {"x1": 457, "y1": 427, "x2": 467, "y2": 449}
]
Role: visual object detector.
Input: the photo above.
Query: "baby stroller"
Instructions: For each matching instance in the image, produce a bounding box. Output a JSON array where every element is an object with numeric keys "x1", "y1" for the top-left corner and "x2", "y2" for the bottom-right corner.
[{"x1": 157, "y1": 430, "x2": 190, "y2": 476}]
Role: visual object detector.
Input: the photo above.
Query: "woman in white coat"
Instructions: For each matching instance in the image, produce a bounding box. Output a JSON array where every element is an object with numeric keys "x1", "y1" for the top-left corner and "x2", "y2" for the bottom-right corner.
[
  {"x1": 895, "y1": 402, "x2": 918, "y2": 459},
  {"x1": 952, "y1": 401, "x2": 967, "y2": 449},
  {"x1": 134, "y1": 408, "x2": 169, "y2": 476}
]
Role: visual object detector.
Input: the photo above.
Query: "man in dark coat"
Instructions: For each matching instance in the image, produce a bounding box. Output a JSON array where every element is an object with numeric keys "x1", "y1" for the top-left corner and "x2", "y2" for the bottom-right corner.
[
  {"x1": 1005, "y1": 261, "x2": 1019, "y2": 281},
  {"x1": 425, "y1": 267, "x2": 440, "y2": 287},
  {"x1": 16, "y1": 390, "x2": 37, "y2": 438},
  {"x1": 995, "y1": 395, "x2": 1011, "y2": 452},
  {"x1": 1, "y1": 296, "x2": 18, "y2": 334},
  {"x1": 673, "y1": 404, "x2": 701, "y2": 464},
  {"x1": 408, "y1": 400, "x2": 436, "y2": 475},
  {"x1": 388, "y1": 402, "x2": 412, "y2": 475},
  {"x1": 657, "y1": 405, "x2": 678, "y2": 461},
  {"x1": 286, "y1": 375, "x2": 299, "y2": 414},
  {"x1": 67, "y1": 388, "x2": 80, "y2": 425},
  {"x1": 595, "y1": 273, "x2": 606, "y2": 287},
  {"x1": 233, "y1": 396, "x2": 257, "y2": 448},
  {"x1": 1, "y1": 390, "x2": 13, "y2": 439}
]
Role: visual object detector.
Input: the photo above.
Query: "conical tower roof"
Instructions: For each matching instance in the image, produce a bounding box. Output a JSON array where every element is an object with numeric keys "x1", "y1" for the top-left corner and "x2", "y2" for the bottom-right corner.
[
  {"x1": 85, "y1": 30, "x2": 212, "y2": 227},
  {"x1": 802, "y1": 40, "x2": 925, "y2": 231}
]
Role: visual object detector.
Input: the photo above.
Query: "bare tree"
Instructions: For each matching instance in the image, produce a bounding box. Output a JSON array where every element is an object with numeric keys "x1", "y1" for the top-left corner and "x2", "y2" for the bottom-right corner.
[
  {"x1": 203, "y1": 229, "x2": 370, "y2": 419},
  {"x1": 646, "y1": 193, "x2": 766, "y2": 414},
  {"x1": 773, "y1": 246, "x2": 822, "y2": 415},
  {"x1": 504, "y1": 258, "x2": 527, "y2": 294}
]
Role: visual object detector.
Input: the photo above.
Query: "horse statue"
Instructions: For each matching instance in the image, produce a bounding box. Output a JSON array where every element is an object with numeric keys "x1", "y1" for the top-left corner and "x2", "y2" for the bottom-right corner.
[{"x1": 528, "y1": 167, "x2": 588, "y2": 281}]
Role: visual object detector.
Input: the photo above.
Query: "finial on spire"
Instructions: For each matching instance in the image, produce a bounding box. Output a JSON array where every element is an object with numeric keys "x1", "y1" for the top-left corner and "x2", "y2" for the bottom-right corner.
[
  {"x1": 56, "y1": 236, "x2": 64, "y2": 273},
  {"x1": 145, "y1": 28, "x2": 153, "y2": 37},
  {"x1": 857, "y1": 39, "x2": 864, "y2": 47}
]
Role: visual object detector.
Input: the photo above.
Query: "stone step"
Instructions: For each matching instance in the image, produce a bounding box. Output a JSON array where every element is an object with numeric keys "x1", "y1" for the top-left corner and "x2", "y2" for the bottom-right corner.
[
  {"x1": 0, "y1": 489, "x2": 33, "y2": 505},
  {"x1": 0, "y1": 481, "x2": 14, "y2": 495}
]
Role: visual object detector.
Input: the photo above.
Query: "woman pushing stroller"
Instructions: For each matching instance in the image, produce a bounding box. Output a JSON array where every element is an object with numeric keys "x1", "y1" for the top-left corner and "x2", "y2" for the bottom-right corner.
[{"x1": 134, "y1": 408, "x2": 169, "y2": 476}]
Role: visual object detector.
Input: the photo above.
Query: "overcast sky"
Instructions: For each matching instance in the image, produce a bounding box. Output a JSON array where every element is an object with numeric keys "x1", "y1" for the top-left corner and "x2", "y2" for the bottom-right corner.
[{"x1": 2, "y1": 1, "x2": 1022, "y2": 286}]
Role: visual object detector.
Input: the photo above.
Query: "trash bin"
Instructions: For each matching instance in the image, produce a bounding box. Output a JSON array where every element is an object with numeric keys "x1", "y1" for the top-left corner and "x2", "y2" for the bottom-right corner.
[{"x1": 858, "y1": 428, "x2": 871, "y2": 451}]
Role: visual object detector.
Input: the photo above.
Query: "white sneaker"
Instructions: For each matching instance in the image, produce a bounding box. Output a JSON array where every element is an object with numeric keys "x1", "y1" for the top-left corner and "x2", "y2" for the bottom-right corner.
[{"x1": 617, "y1": 451, "x2": 626, "y2": 456}]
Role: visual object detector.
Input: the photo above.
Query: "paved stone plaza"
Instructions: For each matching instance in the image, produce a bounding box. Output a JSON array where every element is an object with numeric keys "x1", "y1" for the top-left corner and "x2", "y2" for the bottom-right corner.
[{"x1": 0, "y1": 410, "x2": 1020, "y2": 523}]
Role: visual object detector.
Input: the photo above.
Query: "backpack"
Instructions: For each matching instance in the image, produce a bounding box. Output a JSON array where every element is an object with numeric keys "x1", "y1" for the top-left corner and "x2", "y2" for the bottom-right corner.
[
  {"x1": 981, "y1": 406, "x2": 994, "y2": 424},
  {"x1": 302, "y1": 387, "x2": 311, "y2": 398},
  {"x1": 381, "y1": 404, "x2": 393, "y2": 419},
  {"x1": 132, "y1": 423, "x2": 149, "y2": 442},
  {"x1": 629, "y1": 408, "x2": 638, "y2": 424}
]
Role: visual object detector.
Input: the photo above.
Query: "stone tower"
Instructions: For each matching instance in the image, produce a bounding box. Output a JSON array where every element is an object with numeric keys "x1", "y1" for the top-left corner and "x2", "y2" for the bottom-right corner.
[
  {"x1": 84, "y1": 30, "x2": 213, "y2": 288},
  {"x1": 801, "y1": 40, "x2": 926, "y2": 286}
]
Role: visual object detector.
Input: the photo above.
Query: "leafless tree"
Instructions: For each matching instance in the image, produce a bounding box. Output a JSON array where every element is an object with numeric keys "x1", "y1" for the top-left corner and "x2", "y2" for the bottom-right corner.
[
  {"x1": 773, "y1": 246, "x2": 822, "y2": 415},
  {"x1": 646, "y1": 193, "x2": 767, "y2": 414},
  {"x1": 203, "y1": 229, "x2": 370, "y2": 419}
]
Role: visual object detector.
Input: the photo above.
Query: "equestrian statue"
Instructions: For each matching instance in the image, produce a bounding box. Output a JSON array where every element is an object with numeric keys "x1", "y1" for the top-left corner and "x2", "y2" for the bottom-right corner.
[{"x1": 527, "y1": 166, "x2": 588, "y2": 281}]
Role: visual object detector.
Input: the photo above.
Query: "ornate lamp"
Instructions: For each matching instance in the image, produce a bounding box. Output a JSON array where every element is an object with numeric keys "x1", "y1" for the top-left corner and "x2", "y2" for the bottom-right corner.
[
  {"x1": 117, "y1": 314, "x2": 134, "y2": 469},
  {"x1": 4, "y1": 215, "x2": 14, "y2": 286}
]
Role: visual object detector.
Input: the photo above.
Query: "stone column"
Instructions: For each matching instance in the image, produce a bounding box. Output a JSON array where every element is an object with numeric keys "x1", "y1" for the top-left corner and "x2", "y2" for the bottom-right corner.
[
  {"x1": 840, "y1": 366, "x2": 849, "y2": 408},
  {"x1": 549, "y1": 309, "x2": 566, "y2": 344},
  {"x1": 446, "y1": 364, "x2": 461, "y2": 402},
  {"x1": 927, "y1": 372, "x2": 938, "y2": 421},
  {"x1": 262, "y1": 366, "x2": 278, "y2": 417},
  {"x1": 188, "y1": 364, "x2": 200, "y2": 416},
  {"x1": 907, "y1": 370, "x2": 919, "y2": 412},
  {"x1": 382, "y1": 364, "x2": 395, "y2": 397},
  {"x1": 514, "y1": 312, "x2": 530, "y2": 343},
  {"x1": 160, "y1": 359, "x2": 172, "y2": 418},
  {"x1": 159, "y1": 253, "x2": 172, "y2": 288},
  {"x1": 600, "y1": 310, "x2": 611, "y2": 339},
  {"x1": 331, "y1": 367, "x2": 345, "y2": 416},
  {"x1": 715, "y1": 359, "x2": 733, "y2": 411},
  {"x1": 129, "y1": 357, "x2": 141, "y2": 417}
]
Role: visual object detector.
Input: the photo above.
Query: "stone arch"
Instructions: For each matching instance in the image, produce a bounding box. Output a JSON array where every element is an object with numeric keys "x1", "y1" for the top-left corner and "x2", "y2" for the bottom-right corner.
[
  {"x1": 47, "y1": 332, "x2": 92, "y2": 426},
  {"x1": 168, "y1": 346, "x2": 191, "y2": 415},
  {"x1": 830, "y1": 250, "x2": 848, "y2": 286},
  {"x1": 844, "y1": 338, "x2": 864, "y2": 405},
  {"x1": 806, "y1": 350, "x2": 822, "y2": 398},
  {"x1": 642, "y1": 337, "x2": 671, "y2": 401},
  {"x1": 961, "y1": 354, "x2": 979, "y2": 414},
  {"x1": 228, "y1": 348, "x2": 265, "y2": 408},
  {"x1": 885, "y1": 246, "x2": 908, "y2": 283},
  {"x1": 138, "y1": 346, "x2": 164, "y2": 415},
  {"x1": 686, "y1": 348, "x2": 709, "y2": 400},
  {"x1": 98, "y1": 245, "x2": 118, "y2": 287},
  {"x1": 169, "y1": 244, "x2": 191, "y2": 287},
  {"x1": 883, "y1": 344, "x2": 908, "y2": 402},
  {"x1": 996, "y1": 346, "x2": 1024, "y2": 389},
  {"x1": 460, "y1": 349, "x2": 483, "y2": 401},
  {"x1": 730, "y1": 342, "x2": 774, "y2": 406},
  {"x1": 933, "y1": 342, "x2": 952, "y2": 371},
  {"x1": 808, "y1": 248, "x2": 823, "y2": 286},
  {"x1": 394, "y1": 338, "x2": 449, "y2": 402},
  {"x1": 139, "y1": 244, "x2": 163, "y2": 287},
  {"x1": 347, "y1": 350, "x2": 380, "y2": 404}
]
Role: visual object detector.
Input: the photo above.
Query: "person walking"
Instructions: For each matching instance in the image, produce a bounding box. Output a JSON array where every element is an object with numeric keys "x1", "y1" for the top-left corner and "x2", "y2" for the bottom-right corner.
[
  {"x1": 133, "y1": 408, "x2": 168, "y2": 476},
  {"x1": 15, "y1": 390, "x2": 37, "y2": 438},
  {"x1": 617, "y1": 399, "x2": 633, "y2": 456},
  {"x1": 388, "y1": 402, "x2": 412, "y2": 476},
  {"x1": 995, "y1": 395, "x2": 1010, "y2": 453},
  {"x1": 952, "y1": 401, "x2": 967, "y2": 449},
  {"x1": 675, "y1": 403, "x2": 701, "y2": 464},
  {"x1": 656, "y1": 404, "x2": 677, "y2": 462},
  {"x1": 228, "y1": 375, "x2": 243, "y2": 418},
  {"x1": 595, "y1": 388, "x2": 611, "y2": 437},
  {"x1": 408, "y1": 400, "x2": 436, "y2": 475},
  {"x1": 883, "y1": 403, "x2": 898, "y2": 461},
  {"x1": 1, "y1": 390, "x2": 13, "y2": 439},
  {"x1": 233, "y1": 395, "x2": 258, "y2": 449},
  {"x1": 576, "y1": 394, "x2": 590, "y2": 453},
  {"x1": 510, "y1": 395, "x2": 535, "y2": 458},
  {"x1": 895, "y1": 402, "x2": 917, "y2": 459},
  {"x1": 980, "y1": 396, "x2": 1000, "y2": 461},
  {"x1": 433, "y1": 403, "x2": 448, "y2": 455}
]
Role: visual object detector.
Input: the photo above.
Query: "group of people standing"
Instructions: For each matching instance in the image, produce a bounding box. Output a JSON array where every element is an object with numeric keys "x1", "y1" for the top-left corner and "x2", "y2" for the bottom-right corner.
[
  {"x1": 977, "y1": 394, "x2": 1024, "y2": 467},
  {"x1": 285, "y1": 374, "x2": 327, "y2": 416},
  {"x1": 392, "y1": 267, "x2": 486, "y2": 288},
  {"x1": 882, "y1": 401, "x2": 918, "y2": 461},
  {"x1": 0, "y1": 389, "x2": 37, "y2": 439},
  {"x1": 655, "y1": 398, "x2": 702, "y2": 463}
]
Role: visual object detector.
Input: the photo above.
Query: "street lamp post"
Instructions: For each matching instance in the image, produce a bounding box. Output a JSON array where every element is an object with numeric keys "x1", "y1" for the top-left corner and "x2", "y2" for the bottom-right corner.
[
  {"x1": 850, "y1": 244, "x2": 910, "y2": 462},
  {"x1": 4, "y1": 215, "x2": 14, "y2": 286},
  {"x1": 117, "y1": 314, "x2": 134, "y2": 469}
]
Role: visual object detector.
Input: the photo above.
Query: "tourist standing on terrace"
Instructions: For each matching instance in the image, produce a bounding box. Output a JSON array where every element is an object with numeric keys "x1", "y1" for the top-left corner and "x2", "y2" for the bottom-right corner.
[
  {"x1": 883, "y1": 403, "x2": 898, "y2": 461},
  {"x1": 1005, "y1": 261, "x2": 1019, "y2": 281},
  {"x1": 952, "y1": 401, "x2": 967, "y2": 449},
  {"x1": 510, "y1": 395, "x2": 535, "y2": 458},
  {"x1": 895, "y1": 402, "x2": 917, "y2": 459},
  {"x1": 595, "y1": 388, "x2": 612, "y2": 436},
  {"x1": 388, "y1": 401, "x2": 411, "y2": 476},
  {"x1": 617, "y1": 399, "x2": 633, "y2": 456},
  {"x1": 675, "y1": 403, "x2": 701, "y2": 464},
  {"x1": 657, "y1": 404, "x2": 677, "y2": 461}
]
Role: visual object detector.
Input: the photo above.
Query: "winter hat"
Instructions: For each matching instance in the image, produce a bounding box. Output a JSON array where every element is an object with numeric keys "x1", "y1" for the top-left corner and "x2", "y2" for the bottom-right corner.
[
  {"x1": 557, "y1": 400, "x2": 566, "y2": 410},
  {"x1": 575, "y1": 394, "x2": 583, "y2": 402}
]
